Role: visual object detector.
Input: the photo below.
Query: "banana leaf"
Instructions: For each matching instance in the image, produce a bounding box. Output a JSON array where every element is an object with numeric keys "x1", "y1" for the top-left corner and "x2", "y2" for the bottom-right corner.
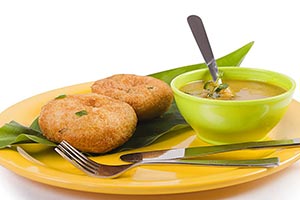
[
  {"x1": 0, "y1": 121, "x2": 56, "y2": 149},
  {"x1": 0, "y1": 42, "x2": 254, "y2": 152}
]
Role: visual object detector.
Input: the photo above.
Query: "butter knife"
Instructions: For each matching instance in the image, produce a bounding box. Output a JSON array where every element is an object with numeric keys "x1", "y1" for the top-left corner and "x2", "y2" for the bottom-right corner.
[{"x1": 120, "y1": 138, "x2": 300, "y2": 162}]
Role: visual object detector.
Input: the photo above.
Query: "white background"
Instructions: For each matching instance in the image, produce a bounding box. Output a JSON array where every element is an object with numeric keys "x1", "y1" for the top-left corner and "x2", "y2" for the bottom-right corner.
[{"x1": 0, "y1": 0, "x2": 299, "y2": 199}]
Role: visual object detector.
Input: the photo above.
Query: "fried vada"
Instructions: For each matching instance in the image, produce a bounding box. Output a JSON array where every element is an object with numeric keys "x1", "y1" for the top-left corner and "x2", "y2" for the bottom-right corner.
[
  {"x1": 38, "y1": 93, "x2": 137, "y2": 153},
  {"x1": 91, "y1": 74, "x2": 173, "y2": 121}
]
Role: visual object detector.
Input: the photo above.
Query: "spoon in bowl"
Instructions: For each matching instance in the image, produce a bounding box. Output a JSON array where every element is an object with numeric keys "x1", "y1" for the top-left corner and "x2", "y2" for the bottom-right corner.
[
  {"x1": 187, "y1": 15, "x2": 221, "y2": 84},
  {"x1": 187, "y1": 15, "x2": 234, "y2": 99}
]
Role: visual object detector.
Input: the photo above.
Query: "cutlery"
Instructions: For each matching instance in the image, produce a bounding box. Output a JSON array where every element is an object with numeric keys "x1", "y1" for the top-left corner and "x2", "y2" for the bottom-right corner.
[
  {"x1": 120, "y1": 138, "x2": 300, "y2": 162},
  {"x1": 55, "y1": 140, "x2": 279, "y2": 178},
  {"x1": 187, "y1": 15, "x2": 220, "y2": 82}
]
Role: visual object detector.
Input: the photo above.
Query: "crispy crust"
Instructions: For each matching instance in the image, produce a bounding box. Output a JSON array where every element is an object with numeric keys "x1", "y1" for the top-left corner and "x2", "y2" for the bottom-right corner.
[
  {"x1": 91, "y1": 74, "x2": 173, "y2": 121},
  {"x1": 38, "y1": 93, "x2": 137, "y2": 153}
]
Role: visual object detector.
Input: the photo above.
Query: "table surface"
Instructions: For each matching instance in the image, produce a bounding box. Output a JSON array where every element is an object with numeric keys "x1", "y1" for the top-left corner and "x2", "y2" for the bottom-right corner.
[{"x1": 1, "y1": 1, "x2": 299, "y2": 199}]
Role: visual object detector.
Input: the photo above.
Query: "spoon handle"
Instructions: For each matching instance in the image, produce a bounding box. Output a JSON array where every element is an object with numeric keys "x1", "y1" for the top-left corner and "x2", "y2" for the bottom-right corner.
[{"x1": 187, "y1": 15, "x2": 219, "y2": 82}]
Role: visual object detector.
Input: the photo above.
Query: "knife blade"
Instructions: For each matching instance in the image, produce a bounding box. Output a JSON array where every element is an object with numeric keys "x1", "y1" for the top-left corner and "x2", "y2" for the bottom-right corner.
[{"x1": 120, "y1": 138, "x2": 300, "y2": 162}]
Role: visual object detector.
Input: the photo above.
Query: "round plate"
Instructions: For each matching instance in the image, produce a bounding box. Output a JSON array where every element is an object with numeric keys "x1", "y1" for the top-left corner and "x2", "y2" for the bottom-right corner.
[{"x1": 0, "y1": 82, "x2": 300, "y2": 195}]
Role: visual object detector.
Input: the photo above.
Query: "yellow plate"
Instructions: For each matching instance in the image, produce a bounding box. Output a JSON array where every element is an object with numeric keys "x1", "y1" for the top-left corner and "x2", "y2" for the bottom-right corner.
[{"x1": 0, "y1": 82, "x2": 300, "y2": 195}]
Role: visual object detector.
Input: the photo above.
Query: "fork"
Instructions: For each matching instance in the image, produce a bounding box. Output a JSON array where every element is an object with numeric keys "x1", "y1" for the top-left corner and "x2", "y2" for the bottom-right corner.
[{"x1": 54, "y1": 140, "x2": 279, "y2": 178}]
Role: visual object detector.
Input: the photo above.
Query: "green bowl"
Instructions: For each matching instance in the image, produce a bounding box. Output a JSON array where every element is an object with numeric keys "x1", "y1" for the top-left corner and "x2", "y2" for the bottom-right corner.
[{"x1": 171, "y1": 67, "x2": 296, "y2": 144}]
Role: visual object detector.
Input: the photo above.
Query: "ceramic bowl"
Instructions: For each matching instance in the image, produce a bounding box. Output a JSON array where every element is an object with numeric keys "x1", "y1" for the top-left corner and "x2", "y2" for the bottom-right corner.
[{"x1": 171, "y1": 67, "x2": 296, "y2": 144}]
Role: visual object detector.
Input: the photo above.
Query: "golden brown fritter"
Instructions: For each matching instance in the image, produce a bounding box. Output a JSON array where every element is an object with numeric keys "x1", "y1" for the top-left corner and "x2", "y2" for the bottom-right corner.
[
  {"x1": 91, "y1": 74, "x2": 173, "y2": 121},
  {"x1": 38, "y1": 93, "x2": 137, "y2": 153}
]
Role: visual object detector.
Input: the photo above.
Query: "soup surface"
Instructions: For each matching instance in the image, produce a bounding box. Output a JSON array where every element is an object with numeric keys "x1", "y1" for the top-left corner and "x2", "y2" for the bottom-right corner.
[{"x1": 180, "y1": 80, "x2": 286, "y2": 100}]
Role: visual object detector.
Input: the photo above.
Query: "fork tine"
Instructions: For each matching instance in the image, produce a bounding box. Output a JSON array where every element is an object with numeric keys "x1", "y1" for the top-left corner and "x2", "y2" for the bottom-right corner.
[
  {"x1": 55, "y1": 146, "x2": 96, "y2": 176},
  {"x1": 55, "y1": 140, "x2": 136, "y2": 178},
  {"x1": 55, "y1": 145, "x2": 98, "y2": 176},
  {"x1": 55, "y1": 141, "x2": 100, "y2": 176},
  {"x1": 60, "y1": 141, "x2": 100, "y2": 170}
]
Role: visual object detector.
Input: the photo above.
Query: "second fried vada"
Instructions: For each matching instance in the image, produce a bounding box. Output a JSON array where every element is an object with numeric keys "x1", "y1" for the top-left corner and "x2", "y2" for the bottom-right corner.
[
  {"x1": 38, "y1": 93, "x2": 137, "y2": 153},
  {"x1": 91, "y1": 74, "x2": 173, "y2": 121}
]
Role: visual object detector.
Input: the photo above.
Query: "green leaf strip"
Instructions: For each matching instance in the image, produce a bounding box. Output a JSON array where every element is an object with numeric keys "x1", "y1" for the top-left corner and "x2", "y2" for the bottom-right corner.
[{"x1": 150, "y1": 41, "x2": 254, "y2": 84}]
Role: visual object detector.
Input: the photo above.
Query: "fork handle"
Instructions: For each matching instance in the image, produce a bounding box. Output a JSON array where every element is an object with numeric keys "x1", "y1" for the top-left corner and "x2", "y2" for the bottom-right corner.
[{"x1": 140, "y1": 157, "x2": 279, "y2": 168}]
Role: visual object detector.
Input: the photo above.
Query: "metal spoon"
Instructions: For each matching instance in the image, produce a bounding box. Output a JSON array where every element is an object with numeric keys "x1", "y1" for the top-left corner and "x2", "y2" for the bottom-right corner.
[{"x1": 187, "y1": 15, "x2": 221, "y2": 83}]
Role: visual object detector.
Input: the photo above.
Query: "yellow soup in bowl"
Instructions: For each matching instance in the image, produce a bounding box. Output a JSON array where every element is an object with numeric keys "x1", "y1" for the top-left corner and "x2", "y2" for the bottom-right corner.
[{"x1": 180, "y1": 80, "x2": 286, "y2": 100}]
